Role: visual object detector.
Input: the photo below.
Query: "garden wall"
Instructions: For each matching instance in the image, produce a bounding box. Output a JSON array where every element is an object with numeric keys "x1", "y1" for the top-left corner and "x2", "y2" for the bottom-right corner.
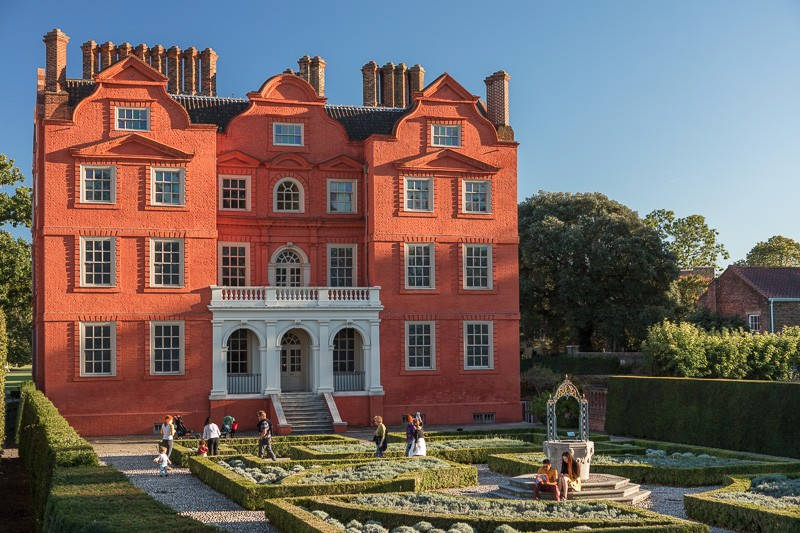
[{"x1": 606, "y1": 376, "x2": 800, "y2": 458}]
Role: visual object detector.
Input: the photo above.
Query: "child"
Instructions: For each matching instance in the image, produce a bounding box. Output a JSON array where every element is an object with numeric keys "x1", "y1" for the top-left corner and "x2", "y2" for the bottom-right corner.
[
  {"x1": 197, "y1": 439, "x2": 209, "y2": 457},
  {"x1": 153, "y1": 445, "x2": 172, "y2": 477}
]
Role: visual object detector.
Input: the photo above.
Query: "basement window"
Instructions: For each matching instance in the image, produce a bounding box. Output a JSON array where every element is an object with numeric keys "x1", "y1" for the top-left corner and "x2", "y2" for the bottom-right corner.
[{"x1": 472, "y1": 412, "x2": 496, "y2": 424}]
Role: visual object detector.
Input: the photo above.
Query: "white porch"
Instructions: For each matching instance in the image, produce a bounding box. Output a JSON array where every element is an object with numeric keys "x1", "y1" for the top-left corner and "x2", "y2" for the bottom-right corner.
[{"x1": 208, "y1": 286, "x2": 384, "y2": 399}]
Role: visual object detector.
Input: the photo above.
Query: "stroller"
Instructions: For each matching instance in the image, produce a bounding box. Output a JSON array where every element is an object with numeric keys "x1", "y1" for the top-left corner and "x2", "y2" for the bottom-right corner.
[
  {"x1": 173, "y1": 415, "x2": 192, "y2": 439},
  {"x1": 221, "y1": 415, "x2": 238, "y2": 438}
]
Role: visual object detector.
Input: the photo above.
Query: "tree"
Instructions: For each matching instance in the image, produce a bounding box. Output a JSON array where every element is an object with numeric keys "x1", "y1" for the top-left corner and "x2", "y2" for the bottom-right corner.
[
  {"x1": 644, "y1": 209, "x2": 728, "y2": 270},
  {"x1": 0, "y1": 154, "x2": 32, "y2": 365},
  {"x1": 519, "y1": 192, "x2": 678, "y2": 352},
  {"x1": 741, "y1": 235, "x2": 800, "y2": 267}
]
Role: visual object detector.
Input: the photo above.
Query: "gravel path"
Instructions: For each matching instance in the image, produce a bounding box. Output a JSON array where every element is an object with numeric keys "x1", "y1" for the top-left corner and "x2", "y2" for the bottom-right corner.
[
  {"x1": 94, "y1": 441, "x2": 278, "y2": 533},
  {"x1": 636, "y1": 484, "x2": 734, "y2": 533}
]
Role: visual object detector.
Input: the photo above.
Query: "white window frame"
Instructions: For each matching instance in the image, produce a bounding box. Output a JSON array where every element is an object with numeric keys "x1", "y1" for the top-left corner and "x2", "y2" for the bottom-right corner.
[
  {"x1": 462, "y1": 244, "x2": 493, "y2": 290},
  {"x1": 80, "y1": 236, "x2": 116, "y2": 287},
  {"x1": 327, "y1": 244, "x2": 357, "y2": 287},
  {"x1": 464, "y1": 321, "x2": 494, "y2": 370},
  {"x1": 748, "y1": 314, "x2": 761, "y2": 332},
  {"x1": 405, "y1": 321, "x2": 436, "y2": 370},
  {"x1": 462, "y1": 179, "x2": 492, "y2": 214},
  {"x1": 273, "y1": 122, "x2": 304, "y2": 146},
  {"x1": 150, "y1": 321, "x2": 185, "y2": 375},
  {"x1": 114, "y1": 106, "x2": 150, "y2": 131},
  {"x1": 431, "y1": 123, "x2": 461, "y2": 147},
  {"x1": 79, "y1": 321, "x2": 116, "y2": 377},
  {"x1": 403, "y1": 177, "x2": 434, "y2": 212},
  {"x1": 327, "y1": 179, "x2": 358, "y2": 214},
  {"x1": 273, "y1": 178, "x2": 305, "y2": 213},
  {"x1": 218, "y1": 175, "x2": 251, "y2": 211},
  {"x1": 404, "y1": 242, "x2": 435, "y2": 290},
  {"x1": 149, "y1": 238, "x2": 185, "y2": 288},
  {"x1": 218, "y1": 242, "x2": 250, "y2": 286},
  {"x1": 150, "y1": 167, "x2": 186, "y2": 206},
  {"x1": 79, "y1": 165, "x2": 116, "y2": 204}
]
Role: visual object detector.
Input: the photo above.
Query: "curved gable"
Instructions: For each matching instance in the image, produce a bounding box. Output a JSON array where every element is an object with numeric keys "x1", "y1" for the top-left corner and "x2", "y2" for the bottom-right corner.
[{"x1": 254, "y1": 74, "x2": 324, "y2": 103}]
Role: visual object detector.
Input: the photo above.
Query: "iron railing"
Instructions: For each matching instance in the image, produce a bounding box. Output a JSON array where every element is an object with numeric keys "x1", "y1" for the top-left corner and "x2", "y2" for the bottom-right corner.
[
  {"x1": 334, "y1": 371, "x2": 365, "y2": 392},
  {"x1": 227, "y1": 373, "x2": 261, "y2": 394}
]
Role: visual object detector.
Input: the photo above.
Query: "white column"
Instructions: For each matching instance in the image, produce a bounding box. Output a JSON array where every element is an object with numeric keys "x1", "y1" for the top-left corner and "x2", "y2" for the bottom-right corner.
[
  {"x1": 367, "y1": 319, "x2": 384, "y2": 394},
  {"x1": 264, "y1": 321, "x2": 281, "y2": 394},
  {"x1": 258, "y1": 344, "x2": 268, "y2": 395},
  {"x1": 316, "y1": 321, "x2": 333, "y2": 393},
  {"x1": 210, "y1": 320, "x2": 227, "y2": 399}
]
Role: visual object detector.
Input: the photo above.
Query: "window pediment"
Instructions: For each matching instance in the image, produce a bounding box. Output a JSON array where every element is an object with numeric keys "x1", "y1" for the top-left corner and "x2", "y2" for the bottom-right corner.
[
  {"x1": 266, "y1": 152, "x2": 313, "y2": 171},
  {"x1": 317, "y1": 155, "x2": 363, "y2": 172},
  {"x1": 70, "y1": 134, "x2": 193, "y2": 162},
  {"x1": 394, "y1": 149, "x2": 499, "y2": 175},
  {"x1": 218, "y1": 150, "x2": 261, "y2": 167}
]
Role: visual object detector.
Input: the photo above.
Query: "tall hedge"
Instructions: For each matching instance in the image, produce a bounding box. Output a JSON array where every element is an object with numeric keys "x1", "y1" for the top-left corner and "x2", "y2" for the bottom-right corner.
[
  {"x1": 0, "y1": 310, "x2": 6, "y2": 450},
  {"x1": 606, "y1": 376, "x2": 800, "y2": 458}
]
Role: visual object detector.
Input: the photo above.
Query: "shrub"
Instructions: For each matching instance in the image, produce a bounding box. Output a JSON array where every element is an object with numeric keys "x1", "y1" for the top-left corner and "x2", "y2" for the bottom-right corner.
[
  {"x1": 642, "y1": 321, "x2": 708, "y2": 377},
  {"x1": 606, "y1": 376, "x2": 800, "y2": 458}
]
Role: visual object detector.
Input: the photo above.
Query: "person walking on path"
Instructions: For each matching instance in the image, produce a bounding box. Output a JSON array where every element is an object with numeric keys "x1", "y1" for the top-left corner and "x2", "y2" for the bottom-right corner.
[
  {"x1": 202, "y1": 417, "x2": 221, "y2": 456},
  {"x1": 153, "y1": 445, "x2": 172, "y2": 477},
  {"x1": 257, "y1": 410, "x2": 277, "y2": 460},
  {"x1": 373, "y1": 416, "x2": 387, "y2": 457},
  {"x1": 160, "y1": 415, "x2": 175, "y2": 458},
  {"x1": 412, "y1": 418, "x2": 426, "y2": 456},
  {"x1": 404, "y1": 414, "x2": 417, "y2": 457}
]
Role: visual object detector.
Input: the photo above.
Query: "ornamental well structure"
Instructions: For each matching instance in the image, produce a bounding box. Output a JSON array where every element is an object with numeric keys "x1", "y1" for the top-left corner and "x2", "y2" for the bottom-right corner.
[{"x1": 32, "y1": 28, "x2": 520, "y2": 435}]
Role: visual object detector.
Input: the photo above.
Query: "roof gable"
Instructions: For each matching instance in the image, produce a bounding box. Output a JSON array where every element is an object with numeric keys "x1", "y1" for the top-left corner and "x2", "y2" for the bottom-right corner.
[
  {"x1": 94, "y1": 56, "x2": 167, "y2": 84},
  {"x1": 70, "y1": 134, "x2": 193, "y2": 161},
  {"x1": 729, "y1": 267, "x2": 800, "y2": 299},
  {"x1": 253, "y1": 74, "x2": 324, "y2": 103},
  {"x1": 422, "y1": 73, "x2": 476, "y2": 102},
  {"x1": 394, "y1": 149, "x2": 499, "y2": 174}
]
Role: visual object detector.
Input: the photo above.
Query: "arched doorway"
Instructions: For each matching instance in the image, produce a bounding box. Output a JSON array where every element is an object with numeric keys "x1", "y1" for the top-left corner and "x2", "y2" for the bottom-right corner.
[
  {"x1": 226, "y1": 328, "x2": 260, "y2": 394},
  {"x1": 280, "y1": 329, "x2": 309, "y2": 391},
  {"x1": 332, "y1": 327, "x2": 365, "y2": 391}
]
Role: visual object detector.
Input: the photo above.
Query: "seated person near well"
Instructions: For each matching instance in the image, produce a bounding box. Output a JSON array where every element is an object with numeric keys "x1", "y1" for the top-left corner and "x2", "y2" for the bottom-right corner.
[{"x1": 533, "y1": 458, "x2": 560, "y2": 501}]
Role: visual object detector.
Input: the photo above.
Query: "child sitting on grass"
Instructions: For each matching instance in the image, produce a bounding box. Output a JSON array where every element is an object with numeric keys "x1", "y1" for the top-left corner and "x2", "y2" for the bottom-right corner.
[
  {"x1": 197, "y1": 439, "x2": 209, "y2": 457},
  {"x1": 153, "y1": 445, "x2": 172, "y2": 477}
]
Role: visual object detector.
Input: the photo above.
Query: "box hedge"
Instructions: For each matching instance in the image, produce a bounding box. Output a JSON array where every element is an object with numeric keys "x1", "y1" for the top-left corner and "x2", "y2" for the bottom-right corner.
[
  {"x1": 189, "y1": 454, "x2": 476, "y2": 510},
  {"x1": 42, "y1": 465, "x2": 216, "y2": 532},
  {"x1": 289, "y1": 442, "x2": 540, "y2": 464},
  {"x1": 264, "y1": 493, "x2": 709, "y2": 533},
  {"x1": 606, "y1": 376, "x2": 800, "y2": 458},
  {"x1": 684, "y1": 474, "x2": 800, "y2": 533}
]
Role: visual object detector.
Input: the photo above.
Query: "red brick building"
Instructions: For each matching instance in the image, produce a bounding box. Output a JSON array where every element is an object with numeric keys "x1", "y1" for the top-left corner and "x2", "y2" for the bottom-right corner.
[
  {"x1": 699, "y1": 266, "x2": 800, "y2": 333},
  {"x1": 32, "y1": 29, "x2": 521, "y2": 435}
]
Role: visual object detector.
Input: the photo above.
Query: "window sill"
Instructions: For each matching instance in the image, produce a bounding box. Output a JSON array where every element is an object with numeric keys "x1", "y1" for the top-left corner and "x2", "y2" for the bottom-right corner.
[
  {"x1": 399, "y1": 368, "x2": 441, "y2": 376},
  {"x1": 145, "y1": 373, "x2": 187, "y2": 380},
  {"x1": 73, "y1": 287, "x2": 121, "y2": 293},
  {"x1": 145, "y1": 205, "x2": 189, "y2": 212},
  {"x1": 458, "y1": 287, "x2": 497, "y2": 295},
  {"x1": 73, "y1": 375, "x2": 122, "y2": 382},
  {"x1": 143, "y1": 286, "x2": 191, "y2": 293},
  {"x1": 456, "y1": 212, "x2": 495, "y2": 220},
  {"x1": 399, "y1": 288, "x2": 440, "y2": 295},
  {"x1": 458, "y1": 368, "x2": 498, "y2": 375},
  {"x1": 397, "y1": 211, "x2": 436, "y2": 218},
  {"x1": 74, "y1": 203, "x2": 120, "y2": 210}
]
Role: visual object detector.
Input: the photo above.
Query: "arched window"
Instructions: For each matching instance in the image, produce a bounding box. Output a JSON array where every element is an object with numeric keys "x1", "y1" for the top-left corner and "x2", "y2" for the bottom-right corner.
[
  {"x1": 274, "y1": 179, "x2": 303, "y2": 212},
  {"x1": 275, "y1": 249, "x2": 302, "y2": 287},
  {"x1": 226, "y1": 329, "x2": 249, "y2": 374},
  {"x1": 281, "y1": 332, "x2": 302, "y2": 373},
  {"x1": 333, "y1": 328, "x2": 356, "y2": 372}
]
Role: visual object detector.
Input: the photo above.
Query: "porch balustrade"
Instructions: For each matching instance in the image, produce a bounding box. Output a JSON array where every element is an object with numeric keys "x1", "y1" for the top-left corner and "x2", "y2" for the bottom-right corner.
[
  {"x1": 227, "y1": 373, "x2": 261, "y2": 394},
  {"x1": 333, "y1": 371, "x2": 365, "y2": 392},
  {"x1": 210, "y1": 286, "x2": 382, "y2": 309}
]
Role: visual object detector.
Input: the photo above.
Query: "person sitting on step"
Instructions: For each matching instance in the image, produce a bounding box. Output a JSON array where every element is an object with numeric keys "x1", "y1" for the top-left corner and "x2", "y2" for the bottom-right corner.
[{"x1": 532, "y1": 458, "x2": 560, "y2": 501}]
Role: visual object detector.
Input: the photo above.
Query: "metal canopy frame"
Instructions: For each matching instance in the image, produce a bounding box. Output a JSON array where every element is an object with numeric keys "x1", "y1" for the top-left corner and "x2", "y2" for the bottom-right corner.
[{"x1": 546, "y1": 375, "x2": 589, "y2": 442}]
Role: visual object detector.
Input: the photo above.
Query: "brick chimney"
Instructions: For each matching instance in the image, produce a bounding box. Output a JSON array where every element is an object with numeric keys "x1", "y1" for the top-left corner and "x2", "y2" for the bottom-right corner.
[
  {"x1": 116, "y1": 42, "x2": 133, "y2": 61},
  {"x1": 43, "y1": 28, "x2": 69, "y2": 92},
  {"x1": 393, "y1": 63, "x2": 408, "y2": 108},
  {"x1": 408, "y1": 64, "x2": 425, "y2": 95},
  {"x1": 81, "y1": 40, "x2": 98, "y2": 80},
  {"x1": 182, "y1": 47, "x2": 198, "y2": 94},
  {"x1": 166, "y1": 46, "x2": 181, "y2": 93},
  {"x1": 361, "y1": 61, "x2": 378, "y2": 106},
  {"x1": 150, "y1": 45, "x2": 166, "y2": 75},
  {"x1": 297, "y1": 55, "x2": 311, "y2": 82},
  {"x1": 134, "y1": 43, "x2": 149, "y2": 63},
  {"x1": 309, "y1": 56, "x2": 325, "y2": 97},
  {"x1": 100, "y1": 41, "x2": 115, "y2": 71},
  {"x1": 200, "y1": 48, "x2": 217, "y2": 96},
  {"x1": 380, "y1": 62, "x2": 395, "y2": 107},
  {"x1": 484, "y1": 70, "x2": 513, "y2": 140}
]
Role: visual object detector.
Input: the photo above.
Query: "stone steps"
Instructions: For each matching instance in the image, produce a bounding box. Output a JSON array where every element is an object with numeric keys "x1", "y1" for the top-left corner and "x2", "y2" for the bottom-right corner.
[
  {"x1": 279, "y1": 392, "x2": 333, "y2": 434},
  {"x1": 493, "y1": 473, "x2": 651, "y2": 505}
]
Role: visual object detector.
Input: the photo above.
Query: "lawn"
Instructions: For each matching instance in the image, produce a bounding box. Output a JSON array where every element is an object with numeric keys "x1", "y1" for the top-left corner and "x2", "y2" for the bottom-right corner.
[{"x1": 5, "y1": 366, "x2": 32, "y2": 393}]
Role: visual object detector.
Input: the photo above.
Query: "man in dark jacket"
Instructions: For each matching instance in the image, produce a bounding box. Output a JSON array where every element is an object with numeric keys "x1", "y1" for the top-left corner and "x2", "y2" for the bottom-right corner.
[
  {"x1": 257, "y1": 410, "x2": 277, "y2": 460},
  {"x1": 404, "y1": 414, "x2": 417, "y2": 457}
]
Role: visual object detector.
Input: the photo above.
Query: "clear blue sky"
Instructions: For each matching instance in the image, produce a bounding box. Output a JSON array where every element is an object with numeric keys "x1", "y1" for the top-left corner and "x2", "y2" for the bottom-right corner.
[{"x1": 1, "y1": 0, "x2": 799, "y2": 264}]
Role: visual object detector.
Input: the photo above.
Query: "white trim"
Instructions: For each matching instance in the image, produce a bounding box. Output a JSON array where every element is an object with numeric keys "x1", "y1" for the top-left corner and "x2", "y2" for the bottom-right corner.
[
  {"x1": 402, "y1": 177, "x2": 434, "y2": 212},
  {"x1": 463, "y1": 320, "x2": 494, "y2": 370},
  {"x1": 150, "y1": 167, "x2": 186, "y2": 206},
  {"x1": 462, "y1": 179, "x2": 492, "y2": 214},
  {"x1": 218, "y1": 175, "x2": 251, "y2": 211},
  {"x1": 79, "y1": 236, "x2": 116, "y2": 287},
  {"x1": 748, "y1": 314, "x2": 761, "y2": 332},
  {"x1": 149, "y1": 238, "x2": 185, "y2": 288},
  {"x1": 79, "y1": 321, "x2": 117, "y2": 377},
  {"x1": 405, "y1": 320, "x2": 436, "y2": 370},
  {"x1": 273, "y1": 177, "x2": 305, "y2": 213},
  {"x1": 114, "y1": 106, "x2": 150, "y2": 131},
  {"x1": 430, "y1": 123, "x2": 461, "y2": 147},
  {"x1": 462, "y1": 243, "x2": 493, "y2": 290},
  {"x1": 326, "y1": 179, "x2": 358, "y2": 214},
  {"x1": 268, "y1": 245, "x2": 311, "y2": 286},
  {"x1": 272, "y1": 122, "x2": 304, "y2": 146},
  {"x1": 149, "y1": 320, "x2": 185, "y2": 375},
  {"x1": 79, "y1": 164, "x2": 116, "y2": 204},
  {"x1": 404, "y1": 242, "x2": 435, "y2": 290},
  {"x1": 326, "y1": 243, "x2": 358, "y2": 287},
  {"x1": 218, "y1": 242, "x2": 251, "y2": 286}
]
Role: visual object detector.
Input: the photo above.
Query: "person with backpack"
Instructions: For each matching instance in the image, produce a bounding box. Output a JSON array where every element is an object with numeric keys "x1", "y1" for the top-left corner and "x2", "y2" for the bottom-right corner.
[
  {"x1": 160, "y1": 415, "x2": 176, "y2": 458},
  {"x1": 257, "y1": 410, "x2": 277, "y2": 460}
]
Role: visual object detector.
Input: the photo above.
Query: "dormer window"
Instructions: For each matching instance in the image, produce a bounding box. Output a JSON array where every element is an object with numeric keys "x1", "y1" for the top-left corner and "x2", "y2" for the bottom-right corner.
[
  {"x1": 431, "y1": 124, "x2": 461, "y2": 147},
  {"x1": 273, "y1": 123, "x2": 304, "y2": 146},
  {"x1": 115, "y1": 107, "x2": 149, "y2": 131}
]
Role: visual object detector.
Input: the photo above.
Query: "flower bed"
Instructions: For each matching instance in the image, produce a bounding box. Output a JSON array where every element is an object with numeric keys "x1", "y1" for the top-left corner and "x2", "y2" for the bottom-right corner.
[
  {"x1": 685, "y1": 474, "x2": 800, "y2": 532},
  {"x1": 189, "y1": 454, "x2": 477, "y2": 510},
  {"x1": 264, "y1": 492, "x2": 707, "y2": 532},
  {"x1": 290, "y1": 438, "x2": 537, "y2": 464},
  {"x1": 489, "y1": 443, "x2": 800, "y2": 486}
]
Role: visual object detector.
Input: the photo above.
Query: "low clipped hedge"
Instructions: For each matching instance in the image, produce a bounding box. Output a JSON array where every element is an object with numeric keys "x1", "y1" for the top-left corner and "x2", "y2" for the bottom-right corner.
[
  {"x1": 606, "y1": 376, "x2": 800, "y2": 458},
  {"x1": 289, "y1": 442, "x2": 539, "y2": 464},
  {"x1": 684, "y1": 474, "x2": 800, "y2": 533},
  {"x1": 189, "y1": 454, "x2": 477, "y2": 510},
  {"x1": 43, "y1": 465, "x2": 215, "y2": 532},
  {"x1": 385, "y1": 429, "x2": 611, "y2": 444},
  {"x1": 265, "y1": 493, "x2": 708, "y2": 533}
]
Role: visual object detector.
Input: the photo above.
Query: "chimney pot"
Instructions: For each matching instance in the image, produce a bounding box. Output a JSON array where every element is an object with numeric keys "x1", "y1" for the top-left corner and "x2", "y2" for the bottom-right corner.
[
  {"x1": 361, "y1": 61, "x2": 378, "y2": 107},
  {"x1": 484, "y1": 70, "x2": 513, "y2": 140},
  {"x1": 43, "y1": 28, "x2": 70, "y2": 92},
  {"x1": 309, "y1": 56, "x2": 326, "y2": 97}
]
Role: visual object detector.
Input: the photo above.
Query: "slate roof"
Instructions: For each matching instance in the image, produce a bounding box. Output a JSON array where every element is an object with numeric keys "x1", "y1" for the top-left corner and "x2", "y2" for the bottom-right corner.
[
  {"x1": 730, "y1": 266, "x2": 800, "y2": 299},
  {"x1": 64, "y1": 80, "x2": 408, "y2": 140}
]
